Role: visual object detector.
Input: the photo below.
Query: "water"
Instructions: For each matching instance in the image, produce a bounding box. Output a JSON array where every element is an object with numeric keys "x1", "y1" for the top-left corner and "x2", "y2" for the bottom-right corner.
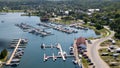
[{"x1": 0, "y1": 13, "x2": 98, "y2": 68}]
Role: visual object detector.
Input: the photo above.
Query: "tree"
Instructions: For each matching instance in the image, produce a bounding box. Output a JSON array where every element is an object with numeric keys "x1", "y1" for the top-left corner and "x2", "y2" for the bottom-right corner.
[
  {"x1": 0, "y1": 49, "x2": 8, "y2": 59},
  {"x1": 83, "y1": 17, "x2": 89, "y2": 24},
  {"x1": 115, "y1": 33, "x2": 120, "y2": 39},
  {"x1": 95, "y1": 23, "x2": 104, "y2": 30}
]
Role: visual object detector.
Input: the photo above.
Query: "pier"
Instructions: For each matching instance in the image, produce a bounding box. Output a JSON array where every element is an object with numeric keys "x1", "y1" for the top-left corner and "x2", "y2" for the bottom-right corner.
[
  {"x1": 6, "y1": 39, "x2": 22, "y2": 65},
  {"x1": 73, "y1": 39, "x2": 82, "y2": 67},
  {"x1": 56, "y1": 43, "x2": 66, "y2": 61}
]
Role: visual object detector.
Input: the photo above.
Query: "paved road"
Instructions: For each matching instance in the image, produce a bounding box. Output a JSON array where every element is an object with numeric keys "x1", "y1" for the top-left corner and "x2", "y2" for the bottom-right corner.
[{"x1": 90, "y1": 28, "x2": 115, "y2": 68}]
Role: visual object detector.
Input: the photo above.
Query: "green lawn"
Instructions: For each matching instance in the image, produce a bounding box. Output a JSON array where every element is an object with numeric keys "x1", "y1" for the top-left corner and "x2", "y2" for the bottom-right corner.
[
  {"x1": 82, "y1": 57, "x2": 89, "y2": 68},
  {"x1": 0, "y1": 10, "x2": 24, "y2": 12},
  {"x1": 100, "y1": 40, "x2": 112, "y2": 47},
  {"x1": 52, "y1": 19, "x2": 76, "y2": 25}
]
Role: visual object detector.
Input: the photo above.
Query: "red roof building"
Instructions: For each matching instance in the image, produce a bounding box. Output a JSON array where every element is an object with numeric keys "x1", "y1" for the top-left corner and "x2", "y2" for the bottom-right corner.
[{"x1": 76, "y1": 37, "x2": 86, "y2": 46}]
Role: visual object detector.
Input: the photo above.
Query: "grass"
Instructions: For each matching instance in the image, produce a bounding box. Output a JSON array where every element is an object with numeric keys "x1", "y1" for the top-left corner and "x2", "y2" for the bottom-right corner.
[
  {"x1": 100, "y1": 40, "x2": 112, "y2": 47},
  {"x1": 112, "y1": 38, "x2": 120, "y2": 47},
  {"x1": 99, "y1": 28, "x2": 111, "y2": 37},
  {"x1": 115, "y1": 40, "x2": 120, "y2": 47},
  {"x1": 0, "y1": 10, "x2": 24, "y2": 12},
  {"x1": 52, "y1": 19, "x2": 73, "y2": 25},
  {"x1": 82, "y1": 57, "x2": 89, "y2": 68},
  {"x1": 99, "y1": 48, "x2": 120, "y2": 68}
]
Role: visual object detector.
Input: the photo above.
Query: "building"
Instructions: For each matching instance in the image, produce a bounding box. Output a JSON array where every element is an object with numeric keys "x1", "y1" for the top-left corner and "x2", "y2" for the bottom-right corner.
[
  {"x1": 76, "y1": 37, "x2": 86, "y2": 49},
  {"x1": 76, "y1": 37, "x2": 86, "y2": 45},
  {"x1": 88, "y1": 9, "x2": 100, "y2": 13}
]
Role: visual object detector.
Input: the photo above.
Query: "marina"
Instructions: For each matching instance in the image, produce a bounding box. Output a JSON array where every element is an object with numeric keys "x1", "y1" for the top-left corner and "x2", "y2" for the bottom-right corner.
[
  {"x1": 0, "y1": 13, "x2": 98, "y2": 68},
  {"x1": 15, "y1": 23, "x2": 52, "y2": 37},
  {"x1": 37, "y1": 22, "x2": 78, "y2": 34}
]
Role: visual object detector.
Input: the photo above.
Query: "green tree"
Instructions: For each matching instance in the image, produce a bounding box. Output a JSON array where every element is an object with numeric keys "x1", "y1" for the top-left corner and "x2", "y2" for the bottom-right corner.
[
  {"x1": 95, "y1": 23, "x2": 104, "y2": 30},
  {"x1": 0, "y1": 49, "x2": 8, "y2": 59},
  {"x1": 83, "y1": 17, "x2": 89, "y2": 24},
  {"x1": 115, "y1": 33, "x2": 120, "y2": 39}
]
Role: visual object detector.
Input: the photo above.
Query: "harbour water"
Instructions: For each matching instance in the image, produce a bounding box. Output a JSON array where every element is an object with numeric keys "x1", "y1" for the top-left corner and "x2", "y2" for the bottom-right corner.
[{"x1": 0, "y1": 13, "x2": 98, "y2": 68}]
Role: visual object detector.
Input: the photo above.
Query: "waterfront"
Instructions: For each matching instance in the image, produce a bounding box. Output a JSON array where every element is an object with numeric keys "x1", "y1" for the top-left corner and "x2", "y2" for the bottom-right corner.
[{"x1": 0, "y1": 13, "x2": 98, "y2": 68}]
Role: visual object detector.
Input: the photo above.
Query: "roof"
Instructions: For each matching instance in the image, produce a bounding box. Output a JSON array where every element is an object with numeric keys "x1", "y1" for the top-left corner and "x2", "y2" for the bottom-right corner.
[{"x1": 76, "y1": 37, "x2": 86, "y2": 46}]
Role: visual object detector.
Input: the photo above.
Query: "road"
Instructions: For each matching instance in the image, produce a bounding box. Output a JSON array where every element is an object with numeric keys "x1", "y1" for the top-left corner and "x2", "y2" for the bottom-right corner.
[{"x1": 89, "y1": 27, "x2": 115, "y2": 68}]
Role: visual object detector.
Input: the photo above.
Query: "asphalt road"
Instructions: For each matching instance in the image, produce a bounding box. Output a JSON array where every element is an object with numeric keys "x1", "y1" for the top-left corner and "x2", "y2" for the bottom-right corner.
[{"x1": 90, "y1": 28, "x2": 115, "y2": 68}]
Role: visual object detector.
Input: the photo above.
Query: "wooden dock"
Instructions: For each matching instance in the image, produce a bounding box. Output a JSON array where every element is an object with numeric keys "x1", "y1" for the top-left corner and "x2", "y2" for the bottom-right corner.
[
  {"x1": 73, "y1": 40, "x2": 82, "y2": 67},
  {"x1": 6, "y1": 39, "x2": 22, "y2": 65}
]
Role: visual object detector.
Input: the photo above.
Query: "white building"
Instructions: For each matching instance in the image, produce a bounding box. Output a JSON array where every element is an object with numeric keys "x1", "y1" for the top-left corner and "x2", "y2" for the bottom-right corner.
[{"x1": 88, "y1": 9, "x2": 100, "y2": 13}]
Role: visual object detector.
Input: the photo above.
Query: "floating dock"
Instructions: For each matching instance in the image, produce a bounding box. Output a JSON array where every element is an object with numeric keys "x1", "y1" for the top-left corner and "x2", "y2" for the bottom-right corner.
[
  {"x1": 42, "y1": 43, "x2": 74, "y2": 62},
  {"x1": 15, "y1": 23, "x2": 52, "y2": 37},
  {"x1": 37, "y1": 23, "x2": 78, "y2": 34}
]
